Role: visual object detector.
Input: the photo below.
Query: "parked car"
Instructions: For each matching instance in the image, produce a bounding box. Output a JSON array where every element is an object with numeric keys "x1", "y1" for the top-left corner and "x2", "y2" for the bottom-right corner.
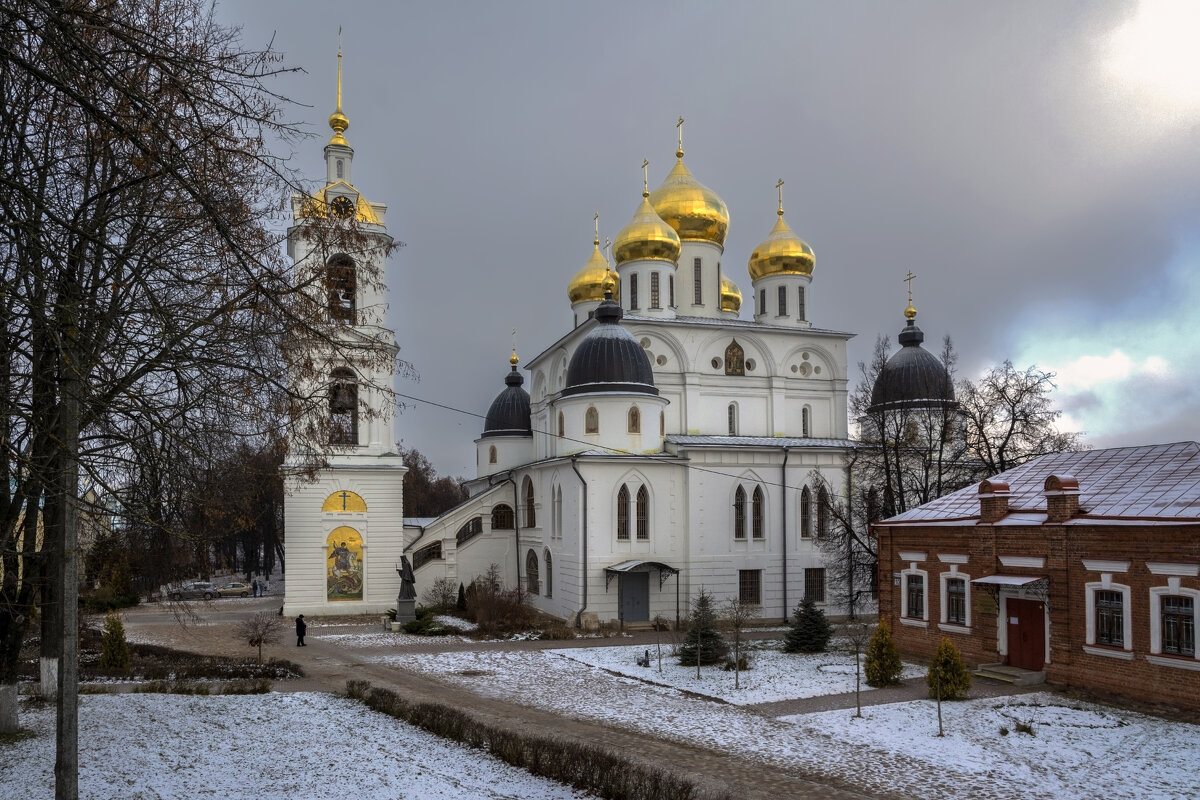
[
  {"x1": 168, "y1": 582, "x2": 217, "y2": 601},
  {"x1": 217, "y1": 582, "x2": 252, "y2": 598}
]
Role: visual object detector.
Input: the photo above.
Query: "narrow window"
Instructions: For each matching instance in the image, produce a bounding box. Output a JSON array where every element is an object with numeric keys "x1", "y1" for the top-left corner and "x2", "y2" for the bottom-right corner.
[
  {"x1": 693, "y1": 257, "x2": 702, "y2": 304},
  {"x1": 759, "y1": 289, "x2": 766, "y2": 316},
  {"x1": 526, "y1": 549, "x2": 540, "y2": 595},
  {"x1": 491, "y1": 504, "x2": 514, "y2": 530},
  {"x1": 659, "y1": 410, "x2": 665, "y2": 436},
  {"x1": 738, "y1": 569, "x2": 762, "y2": 605},
  {"x1": 800, "y1": 487, "x2": 812, "y2": 538},
  {"x1": 629, "y1": 273, "x2": 639, "y2": 310},
  {"x1": 778, "y1": 285, "x2": 787, "y2": 316},
  {"x1": 650, "y1": 272, "x2": 660, "y2": 309},
  {"x1": 557, "y1": 411, "x2": 565, "y2": 439},
  {"x1": 906, "y1": 574, "x2": 925, "y2": 619},
  {"x1": 727, "y1": 402, "x2": 738, "y2": 436},
  {"x1": 804, "y1": 568, "x2": 826, "y2": 603},
  {"x1": 585, "y1": 406, "x2": 599, "y2": 434},
  {"x1": 802, "y1": 407, "x2": 811, "y2": 438},
  {"x1": 798, "y1": 286, "x2": 806, "y2": 321},
  {"x1": 523, "y1": 477, "x2": 536, "y2": 528},
  {"x1": 488, "y1": 445, "x2": 497, "y2": 464},
  {"x1": 636, "y1": 486, "x2": 649, "y2": 540},
  {"x1": 628, "y1": 406, "x2": 641, "y2": 434},
  {"x1": 946, "y1": 578, "x2": 966, "y2": 624},
  {"x1": 724, "y1": 340, "x2": 745, "y2": 376},
  {"x1": 329, "y1": 368, "x2": 358, "y2": 445},
  {"x1": 751, "y1": 486, "x2": 764, "y2": 539},
  {"x1": 817, "y1": 486, "x2": 830, "y2": 538},
  {"x1": 336, "y1": 159, "x2": 344, "y2": 179},
  {"x1": 1096, "y1": 590, "x2": 1124, "y2": 646},
  {"x1": 544, "y1": 549, "x2": 554, "y2": 597},
  {"x1": 326, "y1": 256, "x2": 357, "y2": 324},
  {"x1": 669, "y1": 274, "x2": 675, "y2": 308},
  {"x1": 1162, "y1": 596, "x2": 1195, "y2": 656},
  {"x1": 616, "y1": 485, "x2": 630, "y2": 540},
  {"x1": 733, "y1": 485, "x2": 746, "y2": 540},
  {"x1": 552, "y1": 486, "x2": 562, "y2": 539}
]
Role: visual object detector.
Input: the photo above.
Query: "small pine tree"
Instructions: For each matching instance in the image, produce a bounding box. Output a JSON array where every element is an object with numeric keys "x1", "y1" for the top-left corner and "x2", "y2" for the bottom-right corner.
[
  {"x1": 783, "y1": 598, "x2": 832, "y2": 653},
  {"x1": 864, "y1": 620, "x2": 903, "y2": 687},
  {"x1": 456, "y1": 582, "x2": 467, "y2": 612},
  {"x1": 99, "y1": 611, "x2": 131, "y2": 674},
  {"x1": 927, "y1": 637, "x2": 971, "y2": 700},
  {"x1": 678, "y1": 589, "x2": 728, "y2": 667}
]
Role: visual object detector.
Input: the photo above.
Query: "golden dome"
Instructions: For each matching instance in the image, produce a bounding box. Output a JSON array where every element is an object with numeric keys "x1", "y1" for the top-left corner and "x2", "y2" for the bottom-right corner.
[
  {"x1": 613, "y1": 193, "x2": 681, "y2": 265},
  {"x1": 648, "y1": 154, "x2": 729, "y2": 246},
  {"x1": 720, "y1": 274, "x2": 742, "y2": 313},
  {"x1": 568, "y1": 239, "x2": 619, "y2": 304},
  {"x1": 747, "y1": 211, "x2": 815, "y2": 281}
]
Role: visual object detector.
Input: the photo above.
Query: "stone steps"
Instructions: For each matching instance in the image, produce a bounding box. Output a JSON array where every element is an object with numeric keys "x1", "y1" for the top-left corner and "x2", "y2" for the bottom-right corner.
[{"x1": 973, "y1": 662, "x2": 1046, "y2": 686}]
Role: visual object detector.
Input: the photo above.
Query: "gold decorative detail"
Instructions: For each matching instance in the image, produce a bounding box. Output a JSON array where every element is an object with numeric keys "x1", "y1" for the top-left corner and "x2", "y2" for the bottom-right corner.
[
  {"x1": 904, "y1": 271, "x2": 918, "y2": 320},
  {"x1": 648, "y1": 134, "x2": 729, "y2": 245},
  {"x1": 614, "y1": 163, "x2": 681, "y2": 265},
  {"x1": 322, "y1": 489, "x2": 367, "y2": 513},
  {"x1": 720, "y1": 274, "x2": 742, "y2": 313},
  {"x1": 328, "y1": 37, "x2": 350, "y2": 146},
  {"x1": 747, "y1": 185, "x2": 814, "y2": 280},
  {"x1": 297, "y1": 180, "x2": 381, "y2": 224},
  {"x1": 568, "y1": 229, "x2": 620, "y2": 304}
]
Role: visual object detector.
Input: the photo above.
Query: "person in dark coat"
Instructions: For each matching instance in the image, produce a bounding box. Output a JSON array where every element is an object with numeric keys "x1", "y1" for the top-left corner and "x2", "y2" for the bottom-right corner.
[{"x1": 295, "y1": 614, "x2": 307, "y2": 646}]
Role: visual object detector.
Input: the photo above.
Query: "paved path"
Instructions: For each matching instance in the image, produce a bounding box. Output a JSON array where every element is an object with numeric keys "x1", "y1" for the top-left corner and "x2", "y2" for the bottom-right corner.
[{"x1": 121, "y1": 603, "x2": 1028, "y2": 800}]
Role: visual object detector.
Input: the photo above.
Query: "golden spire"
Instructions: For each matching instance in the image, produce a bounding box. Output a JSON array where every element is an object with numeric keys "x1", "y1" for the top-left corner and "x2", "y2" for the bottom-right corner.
[
  {"x1": 604, "y1": 236, "x2": 613, "y2": 265},
  {"x1": 776, "y1": 178, "x2": 785, "y2": 217},
  {"x1": 904, "y1": 270, "x2": 917, "y2": 320},
  {"x1": 642, "y1": 158, "x2": 650, "y2": 198},
  {"x1": 328, "y1": 29, "x2": 350, "y2": 146},
  {"x1": 675, "y1": 116, "x2": 685, "y2": 158},
  {"x1": 593, "y1": 212, "x2": 600, "y2": 246}
]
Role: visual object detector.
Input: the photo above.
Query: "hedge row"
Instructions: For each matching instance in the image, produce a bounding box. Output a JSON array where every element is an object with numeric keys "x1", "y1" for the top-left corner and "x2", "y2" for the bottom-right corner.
[{"x1": 345, "y1": 680, "x2": 730, "y2": 800}]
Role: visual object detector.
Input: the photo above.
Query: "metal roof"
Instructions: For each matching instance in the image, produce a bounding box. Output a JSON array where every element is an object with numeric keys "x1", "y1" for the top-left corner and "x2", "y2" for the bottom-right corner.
[
  {"x1": 667, "y1": 435, "x2": 853, "y2": 449},
  {"x1": 883, "y1": 441, "x2": 1200, "y2": 523}
]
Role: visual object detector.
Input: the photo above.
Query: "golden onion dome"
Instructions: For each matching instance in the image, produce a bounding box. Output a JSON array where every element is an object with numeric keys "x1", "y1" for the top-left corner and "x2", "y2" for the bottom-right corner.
[
  {"x1": 613, "y1": 192, "x2": 681, "y2": 265},
  {"x1": 720, "y1": 274, "x2": 742, "y2": 313},
  {"x1": 567, "y1": 239, "x2": 619, "y2": 304},
  {"x1": 747, "y1": 210, "x2": 815, "y2": 281},
  {"x1": 648, "y1": 153, "x2": 729, "y2": 246}
]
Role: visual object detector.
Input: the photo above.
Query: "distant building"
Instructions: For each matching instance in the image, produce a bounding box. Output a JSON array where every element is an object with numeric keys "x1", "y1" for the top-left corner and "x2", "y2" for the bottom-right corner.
[{"x1": 874, "y1": 442, "x2": 1200, "y2": 711}]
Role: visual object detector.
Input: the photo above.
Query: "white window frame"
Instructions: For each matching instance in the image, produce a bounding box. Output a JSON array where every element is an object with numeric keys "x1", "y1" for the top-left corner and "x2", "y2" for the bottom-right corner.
[
  {"x1": 1148, "y1": 579, "x2": 1200, "y2": 670},
  {"x1": 900, "y1": 564, "x2": 928, "y2": 628},
  {"x1": 939, "y1": 565, "x2": 971, "y2": 633},
  {"x1": 1083, "y1": 575, "x2": 1133, "y2": 659}
]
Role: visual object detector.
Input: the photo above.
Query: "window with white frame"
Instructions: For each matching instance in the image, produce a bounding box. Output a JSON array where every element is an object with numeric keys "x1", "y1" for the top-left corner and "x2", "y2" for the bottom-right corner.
[
  {"x1": 751, "y1": 486, "x2": 765, "y2": 539},
  {"x1": 616, "y1": 485, "x2": 630, "y2": 541},
  {"x1": 733, "y1": 485, "x2": 746, "y2": 540},
  {"x1": 727, "y1": 402, "x2": 738, "y2": 436},
  {"x1": 1149, "y1": 581, "x2": 1199, "y2": 662},
  {"x1": 799, "y1": 486, "x2": 812, "y2": 538},
  {"x1": 1084, "y1": 578, "x2": 1132, "y2": 653},
  {"x1": 941, "y1": 573, "x2": 969, "y2": 627},
  {"x1": 635, "y1": 486, "x2": 649, "y2": 541},
  {"x1": 1096, "y1": 590, "x2": 1124, "y2": 646},
  {"x1": 900, "y1": 567, "x2": 928, "y2": 624}
]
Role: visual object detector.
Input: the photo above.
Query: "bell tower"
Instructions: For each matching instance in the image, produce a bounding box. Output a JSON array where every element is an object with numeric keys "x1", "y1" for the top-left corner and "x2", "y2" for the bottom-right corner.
[{"x1": 283, "y1": 43, "x2": 407, "y2": 617}]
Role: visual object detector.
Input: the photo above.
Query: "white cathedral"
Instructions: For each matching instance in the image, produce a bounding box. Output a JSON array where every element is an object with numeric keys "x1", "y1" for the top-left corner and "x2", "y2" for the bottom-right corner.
[{"x1": 284, "y1": 60, "x2": 857, "y2": 625}]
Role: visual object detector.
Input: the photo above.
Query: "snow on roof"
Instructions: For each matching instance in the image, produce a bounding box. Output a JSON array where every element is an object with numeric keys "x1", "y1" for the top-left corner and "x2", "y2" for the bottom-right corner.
[
  {"x1": 883, "y1": 441, "x2": 1200, "y2": 523},
  {"x1": 667, "y1": 435, "x2": 854, "y2": 449}
]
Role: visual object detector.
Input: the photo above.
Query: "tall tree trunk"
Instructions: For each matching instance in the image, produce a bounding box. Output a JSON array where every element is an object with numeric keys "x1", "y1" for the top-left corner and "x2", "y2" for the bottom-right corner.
[{"x1": 55, "y1": 291, "x2": 81, "y2": 800}]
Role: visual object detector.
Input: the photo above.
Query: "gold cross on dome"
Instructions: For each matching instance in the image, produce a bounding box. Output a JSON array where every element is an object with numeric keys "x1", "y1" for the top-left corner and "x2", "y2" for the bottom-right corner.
[
  {"x1": 676, "y1": 116, "x2": 684, "y2": 156},
  {"x1": 593, "y1": 212, "x2": 599, "y2": 245},
  {"x1": 642, "y1": 158, "x2": 649, "y2": 195},
  {"x1": 904, "y1": 270, "x2": 916, "y2": 304},
  {"x1": 776, "y1": 178, "x2": 785, "y2": 215}
]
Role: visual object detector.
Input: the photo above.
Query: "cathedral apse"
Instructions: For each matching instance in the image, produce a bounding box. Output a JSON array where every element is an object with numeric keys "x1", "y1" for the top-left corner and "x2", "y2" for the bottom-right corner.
[{"x1": 326, "y1": 527, "x2": 364, "y2": 600}]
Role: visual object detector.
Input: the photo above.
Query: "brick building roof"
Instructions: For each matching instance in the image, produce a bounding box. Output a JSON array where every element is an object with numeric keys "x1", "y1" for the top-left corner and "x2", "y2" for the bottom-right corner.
[{"x1": 881, "y1": 441, "x2": 1200, "y2": 523}]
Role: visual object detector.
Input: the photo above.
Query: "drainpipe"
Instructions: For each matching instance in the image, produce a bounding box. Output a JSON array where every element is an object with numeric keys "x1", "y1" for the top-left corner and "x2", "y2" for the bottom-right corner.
[
  {"x1": 571, "y1": 455, "x2": 588, "y2": 628},
  {"x1": 781, "y1": 445, "x2": 790, "y2": 623}
]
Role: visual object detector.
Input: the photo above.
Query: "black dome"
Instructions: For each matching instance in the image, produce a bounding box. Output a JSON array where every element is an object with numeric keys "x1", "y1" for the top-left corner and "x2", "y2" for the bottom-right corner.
[
  {"x1": 562, "y1": 298, "x2": 658, "y2": 397},
  {"x1": 482, "y1": 366, "x2": 532, "y2": 437},
  {"x1": 869, "y1": 319, "x2": 955, "y2": 413}
]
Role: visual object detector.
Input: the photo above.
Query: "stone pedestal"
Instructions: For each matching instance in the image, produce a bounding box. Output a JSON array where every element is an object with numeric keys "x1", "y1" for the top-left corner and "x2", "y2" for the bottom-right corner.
[{"x1": 395, "y1": 598, "x2": 417, "y2": 623}]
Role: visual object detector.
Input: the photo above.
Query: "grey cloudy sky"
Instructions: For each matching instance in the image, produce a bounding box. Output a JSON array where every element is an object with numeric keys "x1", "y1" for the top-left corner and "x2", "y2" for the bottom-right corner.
[{"x1": 221, "y1": 0, "x2": 1200, "y2": 478}]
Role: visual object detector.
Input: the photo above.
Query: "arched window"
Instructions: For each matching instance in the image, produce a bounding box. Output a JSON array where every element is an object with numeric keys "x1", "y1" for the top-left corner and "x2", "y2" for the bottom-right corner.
[
  {"x1": 727, "y1": 402, "x2": 738, "y2": 436},
  {"x1": 629, "y1": 272, "x2": 639, "y2": 310},
  {"x1": 523, "y1": 476, "x2": 536, "y2": 527},
  {"x1": 733, "y1": 485, "x2": 747, "y2": 540},
  {"x1": 557, "y1": 411, "x2": 565, "y2": 439},
  {"x1": 616, "y1": 485, "x2": 630, "y2": 540},
  {"x1": 488, "y1": 445, "x2": 497, "y2": 464},
  {"x1": 636, "y1": 486, "x2": 649, "y2": 540},
  {"x1": 752, "y1": 486, "x2": 765, "y2": 539},
  {"x1": 585, "y1": 406, "x2": 599, "y2": 434},
  {"x1": 724, "y1": 340, "x2": 745, "y2": 376},
  {"x1": 326, "y1": 255, "x2": 357, "y2": 324},
  {"x1": 759, "y1": 289, "x2": 766, "y2": 316},
  {"x1": 802, "y1": 406, "x2": 811, "y2": 438},
  {"x1": 552, "y1": 486, "x2": 562, "y2": 539},
  {"x1": 628, "y1": 406, "x2": 641, "y2": 434},
  {"x1": 336, "y1": 159, "x2": 344, "y2": 179},
  {"x1": 526, "y1": 549, "x2": 540, "y2": 595},
  {"x1": 456, "y1": 517, "x2": 483, "y2": 546},
  {"x1": 800, "y1": 486, "x2": 812, "y2": 538},
  {"x1": 491, "y1": 504, "x2": 514, "y2": 530},
  {"x1": 544, "y1": 549, "x2": 553, "y2": 597},
  {"x1": 817, "y1": 486, "x2": 830, "y2": 538},
  {"x1": 329, "y1": 368, "x2": 358, "y2": 445}
]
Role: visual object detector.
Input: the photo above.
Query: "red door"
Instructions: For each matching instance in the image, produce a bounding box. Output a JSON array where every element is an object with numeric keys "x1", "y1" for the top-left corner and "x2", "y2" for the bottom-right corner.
[{"x1": 1006, "y1": 598, "x2": 1045, "y2": 670}]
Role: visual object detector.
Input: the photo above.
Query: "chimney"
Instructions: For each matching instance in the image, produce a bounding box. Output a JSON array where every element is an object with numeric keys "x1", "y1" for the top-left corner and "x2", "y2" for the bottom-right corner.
[
  {"x1": 1043, "y1": 474, "x2": 1081, "y2": 522},
  {"x1": 978, "y1": 479, "x2": 1010, "y2": 523}
]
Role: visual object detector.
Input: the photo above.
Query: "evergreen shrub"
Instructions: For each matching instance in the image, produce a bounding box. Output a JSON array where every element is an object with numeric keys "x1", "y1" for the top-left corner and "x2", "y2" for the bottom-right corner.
[
  {"x1": 864, "y1": 620, "x2": 903, "y2": 687},
  {"x1": 783, "y1": 598, "x2": 832, "y2": 653},
  {"x1": 926, "y1": 636, "x2": 971, "y2": 700},
  {"x1": 98, "y1": 611, "x2": 131, "y2": 674},
  {"x1": 677, "y1": 589, "x2": 728, "y2": 666}
]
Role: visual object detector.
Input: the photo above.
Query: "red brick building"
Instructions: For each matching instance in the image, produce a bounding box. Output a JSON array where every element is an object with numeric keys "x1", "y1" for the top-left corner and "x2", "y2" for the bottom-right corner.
[{"x1": 874, "y1": 442, "x2": 1200, "y2": 711}]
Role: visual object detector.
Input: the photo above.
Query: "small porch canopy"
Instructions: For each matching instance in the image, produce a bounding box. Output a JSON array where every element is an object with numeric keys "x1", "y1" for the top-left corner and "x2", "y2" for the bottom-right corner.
[
  {"x1": 604, "y1": 560, "x2": 681, "y2": 629},
  {"x1": 972, "y1": 574, "x2": 1050, "y2": 607},
  {"x1": 971, "y1": 575, "x2": 1046, "y2": 587}
]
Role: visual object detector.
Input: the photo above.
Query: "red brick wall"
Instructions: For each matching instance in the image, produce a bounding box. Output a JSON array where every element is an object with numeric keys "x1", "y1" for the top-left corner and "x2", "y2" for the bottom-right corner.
[{"x1": 875, "y1": 520, "x2": 1200, "y2": 712}]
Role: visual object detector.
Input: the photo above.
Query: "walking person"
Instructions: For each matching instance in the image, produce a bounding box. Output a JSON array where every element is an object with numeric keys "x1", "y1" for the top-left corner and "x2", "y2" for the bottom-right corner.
[
  {"x1": 295, "y1": 614, "x2": 307, "y2": 647},
  {"x1": 251, "y1": 578, "x2": 259, "y2": 597}
]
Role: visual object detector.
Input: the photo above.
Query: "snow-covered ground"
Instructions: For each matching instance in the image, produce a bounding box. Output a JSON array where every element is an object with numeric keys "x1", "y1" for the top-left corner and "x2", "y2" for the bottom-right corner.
[
  {"x1": 371, "y1": 643, "x2": 1200, "y2": 800},
  {"x1": 0, "y1": 693, "x2": 587, "y2": 800}
]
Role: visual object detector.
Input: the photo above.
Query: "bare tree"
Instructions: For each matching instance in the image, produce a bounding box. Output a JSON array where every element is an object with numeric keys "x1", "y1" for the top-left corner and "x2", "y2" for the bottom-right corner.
[
  {"x1": 722, "y1": 596, "x2": 760, "y2": 690},
  {"x1": 235, "y1": 612, "x2": 284, "y2": 664},
  {"x1": 840, "y1": 621, "x2": 872, "y2": 719}
]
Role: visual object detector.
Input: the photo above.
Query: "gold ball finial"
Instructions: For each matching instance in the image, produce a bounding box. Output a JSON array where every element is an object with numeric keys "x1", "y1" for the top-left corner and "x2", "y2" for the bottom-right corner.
[
  {"x1": 509, "y1": 348, "x2": 519, "y2": 367},
  {"x1": 602, "y1": 271, "x2": 617, "y2": 296},
  {"x1": 904, "y1": 302, "x2": 917, "y2": 321}
]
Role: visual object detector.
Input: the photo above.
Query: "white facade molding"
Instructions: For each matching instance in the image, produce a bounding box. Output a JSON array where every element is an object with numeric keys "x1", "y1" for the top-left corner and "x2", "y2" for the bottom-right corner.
[
  {"x1": 1146, "y1": 562, "x2": 1199, "y2": 577},
  {"x1": 937, "y1": 553, "x2": 969, "y2": 564},
  {"x1": 999, "y1": 555, "x2": 1045, "y2": 569},
  {"x1": 1082, "y1": 559, "x2": 1130, "y2": 573}
]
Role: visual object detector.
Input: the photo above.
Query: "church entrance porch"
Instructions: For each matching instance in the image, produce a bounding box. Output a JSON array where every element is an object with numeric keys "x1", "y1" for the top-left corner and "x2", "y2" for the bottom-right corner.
[{"x1": 604, "y1": 560, "x2": 681, "y2": 629}]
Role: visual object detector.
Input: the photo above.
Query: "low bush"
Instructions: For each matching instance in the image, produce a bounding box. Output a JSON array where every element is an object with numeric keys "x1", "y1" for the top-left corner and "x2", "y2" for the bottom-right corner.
[
  {"x1": 783, "y1": 598, "x2": 832, "y2": 654},
  {"x1": 402, "y1": 607, "x2": 451, "y2": 636},
  {"x1": 722, "y1": 656, "x2": 749, "y2": 671},
  {"x1": 98, "y1": 612, "x2": 131, "y2": 674},
  {"x1": 926, "y1": 637, "x2": 971, "y2": 700},
  {"x1": 864, "y1": 620, "x2": 903, "y2": 687}
]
